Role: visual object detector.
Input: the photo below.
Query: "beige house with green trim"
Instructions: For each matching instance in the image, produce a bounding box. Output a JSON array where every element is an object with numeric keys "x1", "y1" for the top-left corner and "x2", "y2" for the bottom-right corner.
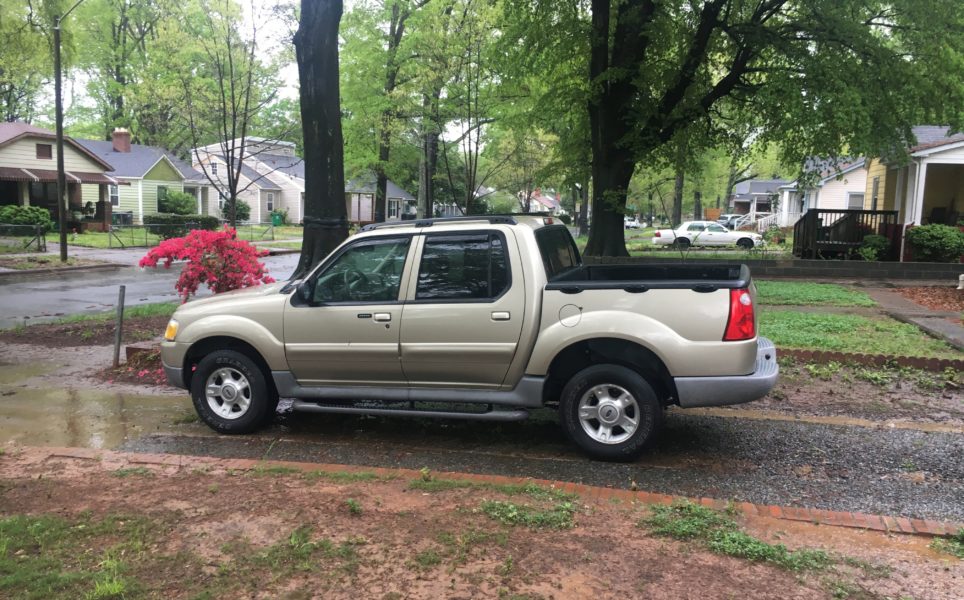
[{"x1": 78, "y1": 129, "x2": 209, "y2": 225}]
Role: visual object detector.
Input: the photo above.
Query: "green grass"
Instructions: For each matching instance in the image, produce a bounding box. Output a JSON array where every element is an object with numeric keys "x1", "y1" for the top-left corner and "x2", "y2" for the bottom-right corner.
[
  {"x1": 640, "y1": 501, "x2": 832, "y2": 572},
  {"x1": 0, "y1": 514, "x2": 153, "y2": 600},
  {"x1": 755, "y1": 281, "x2": 876, "y2": 307},
  {"x1": 930, "y1": 528, "x2": 964, "y2": 559},
  {"x1": 302, "y1": 469, "x2": 385, "y2": 483},
  {"x1": 67, "y1": 229, "x2": 162, "y2": 249},
  {"x1": 759, "y1": 311, "x2": 960, "y2": 358},
  {"x1": 111, "y1": 467, "x2": 153, "y2": 478},
  {"x1": 480, "y1": 500, "x2": 576, "y2": 529},
  {"x1": 259, "y1": 240, "x2": 302, "y2": 250},
  {"x1": 45, "y1": 301, "x2": 179, "y2": 326}
]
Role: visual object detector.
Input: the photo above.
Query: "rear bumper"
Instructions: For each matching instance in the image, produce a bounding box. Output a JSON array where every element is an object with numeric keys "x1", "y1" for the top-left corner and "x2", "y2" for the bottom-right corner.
[{"x1": 673, "y1": 337, "x2": 778, "y2": 408}]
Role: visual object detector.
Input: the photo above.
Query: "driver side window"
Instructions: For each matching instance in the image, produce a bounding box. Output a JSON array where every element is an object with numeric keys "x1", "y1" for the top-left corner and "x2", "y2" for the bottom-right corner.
[{"x1": 311, "y1": 237, "x2": 411, "y2": 304}]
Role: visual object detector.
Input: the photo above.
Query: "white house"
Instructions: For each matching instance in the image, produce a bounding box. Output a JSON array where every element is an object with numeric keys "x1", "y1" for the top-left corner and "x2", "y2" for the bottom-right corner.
[
  {"x1": 192, "y1": 137, "x2": 304, "y2": 224},
  {"x1": 772, "y1": 158, "x2": 868, "y2": 228}
]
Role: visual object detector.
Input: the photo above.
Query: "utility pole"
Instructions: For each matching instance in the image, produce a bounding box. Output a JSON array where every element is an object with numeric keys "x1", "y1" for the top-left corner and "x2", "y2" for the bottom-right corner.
[{"x1": 53, "y1": 0, "x2": 88, "y2": 262}]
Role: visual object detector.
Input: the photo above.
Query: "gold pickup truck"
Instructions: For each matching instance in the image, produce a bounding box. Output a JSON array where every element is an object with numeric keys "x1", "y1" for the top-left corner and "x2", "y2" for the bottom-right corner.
[{"x1": 161, "y1": 215, "x2": 777, "y2": 461}]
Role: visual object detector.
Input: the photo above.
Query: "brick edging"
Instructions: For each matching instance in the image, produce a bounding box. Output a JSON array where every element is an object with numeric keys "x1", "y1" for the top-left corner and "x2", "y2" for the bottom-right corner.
[
  {"x1": 19, "y1": 446, "x2": 962, "y2": 538},
  {"x1": 781, "y1": 348, "x2": 963, "y2": 372}
]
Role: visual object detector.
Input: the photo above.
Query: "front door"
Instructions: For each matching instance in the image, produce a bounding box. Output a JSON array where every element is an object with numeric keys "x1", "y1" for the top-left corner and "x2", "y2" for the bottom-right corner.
[
  {"x1": 283, "y1": 235, "x2": 414, "y2": 385},
  {"x1": 400, "y1": 231, "x2": 525, "y2": 388}
]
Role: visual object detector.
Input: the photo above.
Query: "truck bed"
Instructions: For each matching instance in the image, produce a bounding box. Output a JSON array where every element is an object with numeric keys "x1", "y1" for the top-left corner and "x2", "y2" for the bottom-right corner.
[{"x1": 545, "y1": 263, "x2": 750, "y2": 292}]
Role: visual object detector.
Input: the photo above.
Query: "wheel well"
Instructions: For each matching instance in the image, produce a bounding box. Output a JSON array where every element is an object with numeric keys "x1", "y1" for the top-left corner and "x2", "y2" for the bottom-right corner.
[
  {"x1": 543, "y1": 338, "x2": 677, "y2": 407},
  {"x1": 183, "y1": 336, "x2": 275, "y2": 393}
]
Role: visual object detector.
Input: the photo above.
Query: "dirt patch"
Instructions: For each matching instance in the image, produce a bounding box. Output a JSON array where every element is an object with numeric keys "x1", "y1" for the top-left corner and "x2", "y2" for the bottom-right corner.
[
  {"x1": 720, "y1": 359, "x2": 964, "y2": 426},
  {"x1": 893, "y1": 286, "x2": 963, "y2": 313},
  {"x1": 0, "y1": 314, "x2": 168, "y2": 347},
  {"x1": 1, "y1": 451, "x2": 959, "y2": 600}
]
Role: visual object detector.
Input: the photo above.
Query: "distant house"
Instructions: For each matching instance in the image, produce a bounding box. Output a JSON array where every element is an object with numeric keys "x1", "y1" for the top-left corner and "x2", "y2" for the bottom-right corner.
[
  {"x1": 0, "y1": 122, "x2": 119, "y2": 228},
  {"x1": 192, "y1": 138, "x2": 305, "y2": 224},
  {"x1": 774, "y1": 158, "x2": 868, "y2": 228},
  {"x1": 728, "y1": 179, "x2": 788, "y2": 221},
  {"x1": 345, "y1": 172, "x2": 417, "y2": 224},
  {"x1": 863, "y1": 126, "x2": 963, "y2": 227},
  {"x1": 523, "y1": 188, "x2": 566, "y2": 216},
  {"x1": 77, "y1": 129, "x2": 209, "y2": 225}
]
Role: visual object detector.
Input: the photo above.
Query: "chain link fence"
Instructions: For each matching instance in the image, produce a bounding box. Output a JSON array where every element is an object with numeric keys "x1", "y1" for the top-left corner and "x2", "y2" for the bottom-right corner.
[
  {"x1": 0, "y1": 224, "x2": 47, "y2": 252},
  {"x1": 104, "y1": 222, "x2": 275, "y2": 248}
]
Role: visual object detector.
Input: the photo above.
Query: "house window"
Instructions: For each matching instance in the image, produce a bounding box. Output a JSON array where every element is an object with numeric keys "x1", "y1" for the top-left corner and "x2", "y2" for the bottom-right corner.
[
  {"x1": 157, "y1": 186, "x2": 168, "y2": 200},
  {"x1": 870, "y1": 176, "x2": 880, "y2": 211},
  {"x1": 109, "y1": 184, "x2": 119, "y2": 206},
  {"x1": 388, "y1": 198, "x2": 400, "y2": 219},
  {"x1": 210, "y1": 162, "x2": 218, "y2": 175},
  {"x1": 847, "y1": 193, "x2": 865, "y2": 210},
  {"x1": 266, "y1": 192, "x2": 274, "y2": 212},
  {"x1": 36, "y1": 144, "x2": 52, "y2": 159},
  {"x1": 218, "y1": 192, "x2": 226, "y2": 211}
]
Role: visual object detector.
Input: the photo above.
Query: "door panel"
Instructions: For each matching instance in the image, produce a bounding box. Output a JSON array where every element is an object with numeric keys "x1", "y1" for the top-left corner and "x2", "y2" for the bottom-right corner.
[
  {"x1": 283, "y1": 236, "x2": 414, "y2": 385},
  {"x1": 400, "y1": 232, "x2": 525, "y2": 388}
]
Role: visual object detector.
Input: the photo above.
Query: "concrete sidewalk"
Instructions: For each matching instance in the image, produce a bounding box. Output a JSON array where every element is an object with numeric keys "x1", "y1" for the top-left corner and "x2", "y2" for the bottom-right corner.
[{"x1": 862, "y1": 286, "x2": 964, "y2": 350}]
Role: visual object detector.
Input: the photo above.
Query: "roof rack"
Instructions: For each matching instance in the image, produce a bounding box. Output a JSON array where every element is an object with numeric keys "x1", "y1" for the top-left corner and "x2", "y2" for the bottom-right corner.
[{"x1": 360, "y1": 215, "x2": 518, "y2": 232}]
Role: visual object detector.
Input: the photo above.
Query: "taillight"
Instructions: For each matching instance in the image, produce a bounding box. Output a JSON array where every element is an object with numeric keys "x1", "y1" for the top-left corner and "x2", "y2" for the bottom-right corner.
[
  {"x1": 723, "y1": 288, "x2": 755, "y2": 341},
  {"x1": 654, "y1": 231, "x2": 661, "y2": 237}
]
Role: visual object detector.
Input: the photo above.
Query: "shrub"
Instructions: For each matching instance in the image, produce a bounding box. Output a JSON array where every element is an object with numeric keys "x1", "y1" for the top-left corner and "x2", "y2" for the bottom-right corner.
[
  {"x1": 138, "y1": 227, "x2": 275, "y2": 301},
  {"x1": 0, "y1": 205, "x2": 53, "y2": 231},
  {"x1": 158, "y1": 190, "x2": 197, "y2": 215},
  {"x1": 856, "y1": 234, "x2": 890, "y2": 261},
  {"x1": 223, "y1": 198, "x2": 251, "y2": 222},
  {"x1": 905, "y1": 224, "x2": 964, "y2": 262},
  {"x1": 144, "y1": 213, "x2": 220, "y2": 240}
]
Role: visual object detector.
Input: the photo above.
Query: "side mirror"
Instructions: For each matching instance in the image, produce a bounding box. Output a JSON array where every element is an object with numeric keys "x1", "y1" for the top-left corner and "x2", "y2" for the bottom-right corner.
[{"x1": 298, "y1": 279, "x2": 315, "y2": 304}]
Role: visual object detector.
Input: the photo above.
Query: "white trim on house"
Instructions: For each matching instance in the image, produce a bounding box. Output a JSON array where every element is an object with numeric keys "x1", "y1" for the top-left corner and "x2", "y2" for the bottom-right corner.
[
  {"x1": 136, "y1": 180, "x2": 144, "y2": 225},
  {"x1": 911, "y1": 139, "x2": 964, "y2": 158}
]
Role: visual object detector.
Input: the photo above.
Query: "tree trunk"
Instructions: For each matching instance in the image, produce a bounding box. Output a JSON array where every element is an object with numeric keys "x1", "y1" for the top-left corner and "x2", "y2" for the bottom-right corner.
[
  {"x1": 672, "y1": 170, "x2": 684, "y2": 227},
  {"x1": 292, "y1": 0, "x2": 348, "y2": 280},
  {"x1": 578, "y1": 182, "x2": 589, "y2": 236},
  {"x1": 693, "y1": 191, "x2": 702, "y2": 220}
]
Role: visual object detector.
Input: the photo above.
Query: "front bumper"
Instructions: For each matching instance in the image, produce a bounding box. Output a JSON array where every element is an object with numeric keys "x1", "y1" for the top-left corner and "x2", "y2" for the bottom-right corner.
[
  {"x1": 163, "y1": 363, "x2": 185, "y2": 389},
  {"x1": 673, "y1": 337, "x2": 778, "y2": 408}
]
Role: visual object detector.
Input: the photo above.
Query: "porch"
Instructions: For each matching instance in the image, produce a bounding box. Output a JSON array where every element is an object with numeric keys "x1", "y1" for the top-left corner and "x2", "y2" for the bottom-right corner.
[{"x1": 792, "y1": 209, "x2": 901, "y2": 260}]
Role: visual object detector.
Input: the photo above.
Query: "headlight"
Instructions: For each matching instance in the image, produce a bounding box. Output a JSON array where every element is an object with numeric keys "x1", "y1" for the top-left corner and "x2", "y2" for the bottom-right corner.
[{"x1": 164, "y1": 319, "x2": 179, "y2": 341}]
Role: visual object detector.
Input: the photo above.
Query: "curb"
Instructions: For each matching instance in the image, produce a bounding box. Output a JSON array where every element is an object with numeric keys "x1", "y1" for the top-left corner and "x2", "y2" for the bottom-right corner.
[
  {"x1": 20, "y1": 446, "x2": 963, "y2": 539},
  {"x1": 781, "y1": 348, "x2": 963, "y2": 372},
  {"x1": 0, "y1": 263, "x2": 124, "y2": 278}
]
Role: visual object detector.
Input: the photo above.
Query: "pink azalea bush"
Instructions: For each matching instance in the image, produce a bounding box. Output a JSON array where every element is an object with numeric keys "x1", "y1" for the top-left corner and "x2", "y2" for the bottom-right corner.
[{"x1": 139, "y1": 227, "x2": 275, "y2": 301}]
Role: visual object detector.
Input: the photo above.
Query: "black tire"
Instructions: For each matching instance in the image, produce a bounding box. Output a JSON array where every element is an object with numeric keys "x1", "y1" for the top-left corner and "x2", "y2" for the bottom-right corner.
[
  {"x1": 559, "y1": 364, "x2": 663, "y2": 461},
  {"x1": 737, "y1": 238, "x2": 754, "y2": 250},
  {"x1": 191, "y1": 349, "x2": 277, "y2": 434}
]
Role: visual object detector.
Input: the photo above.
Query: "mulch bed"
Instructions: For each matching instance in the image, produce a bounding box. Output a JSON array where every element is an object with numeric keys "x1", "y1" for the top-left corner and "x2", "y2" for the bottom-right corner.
[
  {"x1": 99, "y1": 346, "x2": 169, "y2": 387},
  {"x1": 0, "y1": 315, "x2": 169, "y2": 347},
  {"x1": 894, "y1": 286, "x2": 963, "y2": 313}
]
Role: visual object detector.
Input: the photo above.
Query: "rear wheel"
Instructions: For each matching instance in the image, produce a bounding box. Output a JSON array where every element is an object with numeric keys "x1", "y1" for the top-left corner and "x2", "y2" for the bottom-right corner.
[
  {"x1": 559, "y1": 364, "x2": 663, "y2": 461},
  {"x1": 674, "y1": 238, "x2": 691, "y2": 250},
  {"x1": 191, "y1": 349, "x2": 277, "y2": 434},
  {"x1": 737, "y1": 238, "x2": 754, "y2": 250}
]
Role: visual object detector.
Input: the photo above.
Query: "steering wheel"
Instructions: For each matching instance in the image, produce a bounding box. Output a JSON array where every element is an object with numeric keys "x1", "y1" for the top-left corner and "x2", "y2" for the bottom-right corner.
[{"x1": 343, "y1": 268, "x2": 369, "y2": 292}]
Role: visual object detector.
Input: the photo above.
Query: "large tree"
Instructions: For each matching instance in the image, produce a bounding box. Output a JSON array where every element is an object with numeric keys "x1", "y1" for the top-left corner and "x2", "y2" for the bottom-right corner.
[
  {"x1": 292, "y1": 0, "x2": 348, "y2": 280},
  {"x1": 507, "y1": 0, "x2": 964, "y2": 256}
]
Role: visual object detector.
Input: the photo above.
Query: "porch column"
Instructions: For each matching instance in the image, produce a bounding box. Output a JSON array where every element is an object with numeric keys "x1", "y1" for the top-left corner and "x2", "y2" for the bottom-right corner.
[
  {"x1": 19, "y1": 182, "x2": 29, "y2": 206},
  {"x1": 912, "y1": 160, "x2": 927, "y2": 225},
  {"x1": 894, "y1": 167, "x2": 906, "y2": 222},
  {"x1": 195, "y1": 188, "x2": 202, "y2": 215}
]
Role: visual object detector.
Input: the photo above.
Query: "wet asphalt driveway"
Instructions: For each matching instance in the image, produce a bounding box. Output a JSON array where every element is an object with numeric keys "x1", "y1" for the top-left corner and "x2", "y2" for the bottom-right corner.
[{"x1": 120, "y1": 407, "x2": 964, "y2": 522}]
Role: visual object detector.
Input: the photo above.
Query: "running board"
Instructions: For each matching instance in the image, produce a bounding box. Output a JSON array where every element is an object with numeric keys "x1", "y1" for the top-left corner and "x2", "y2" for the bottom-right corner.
[{"x1": 290, "y1": 400, "x2": 529, "y2": 422}]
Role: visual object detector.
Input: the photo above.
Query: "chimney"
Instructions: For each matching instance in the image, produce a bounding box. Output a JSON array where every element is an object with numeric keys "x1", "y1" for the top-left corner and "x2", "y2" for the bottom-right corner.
[{"x1": 111, "y1": 128, "x2": 131, "y2": 153}]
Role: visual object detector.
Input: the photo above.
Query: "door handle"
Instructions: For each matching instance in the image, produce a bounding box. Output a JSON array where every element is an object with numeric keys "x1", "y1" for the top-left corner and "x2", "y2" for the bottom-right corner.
[
  {"x1": 373, "y1": 313, "x2": 392, "y2": 322},
  {"x1": 491, "y1": 311, "x2": 510, "y2": 321}
]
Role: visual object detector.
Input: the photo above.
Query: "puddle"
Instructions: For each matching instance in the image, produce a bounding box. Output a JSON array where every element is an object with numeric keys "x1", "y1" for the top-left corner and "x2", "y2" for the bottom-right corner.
[
  {"x1": 0, "y1": 363, "x2": 53, "y2": 385},
  {"x1": 682, "y1": 406, "x2": 964, "y2": 434},
  {"x1": 0, "y1": 385, "x2": 192, "y2": 449}
]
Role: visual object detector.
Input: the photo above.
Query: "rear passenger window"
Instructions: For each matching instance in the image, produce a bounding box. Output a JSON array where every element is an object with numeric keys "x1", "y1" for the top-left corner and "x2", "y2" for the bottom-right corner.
[
  {"x1": 687, "y1": 223, "x2": 706, "y2": 232},
  {"x1": 416, "y1": 233, "x2": 509, "y2": 300}
]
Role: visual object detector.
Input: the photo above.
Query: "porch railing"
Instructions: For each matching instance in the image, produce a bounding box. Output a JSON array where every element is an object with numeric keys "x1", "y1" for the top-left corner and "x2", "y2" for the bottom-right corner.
[{"x1": 792, "y1": 209, "x2": 900, "y2": 260}]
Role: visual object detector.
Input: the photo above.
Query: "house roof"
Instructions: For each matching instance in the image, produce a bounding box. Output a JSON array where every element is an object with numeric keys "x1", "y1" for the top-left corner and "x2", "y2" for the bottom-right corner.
[
  {"x1": 801, "y1": 157, "x2": 866, "y2": 185},
  {"x1": 0, "y1": 122, "x2": 114, "y2": 171},
  {"x1": 205, "y1": 155, "x2": 283, "y2": 190},
  {"x1": 345, "y1": 172, "x2": 415, "y2": 201},
  {"x1": 732, "y1": 179, "x2": 790, "y2": 200},
  {"x1": 257, "y1": 153, "x2": 305, "y2": 179},
  {"x1": 909, "y1": 126, "x2": 964, "y2": 153},
  {"x1": 77, "y1": 139, "x2": 206, "y2": 181}
]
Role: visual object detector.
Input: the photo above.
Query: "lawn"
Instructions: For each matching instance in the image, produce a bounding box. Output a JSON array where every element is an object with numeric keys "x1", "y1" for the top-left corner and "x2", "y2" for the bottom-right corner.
[
  {"x1": 758, "y1": 310, "x2": 959, "y2": 358},
  {"x1": 754, "y1": 281, "x2": 876, "y2": 307},
  {"x1": 67, "y1": 229, "x2": 161, "y2": 249}
]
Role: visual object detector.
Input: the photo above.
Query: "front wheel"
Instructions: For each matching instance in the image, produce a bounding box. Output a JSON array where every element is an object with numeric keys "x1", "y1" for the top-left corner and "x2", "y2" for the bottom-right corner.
[
  {"x1": 191, "y1": 349, "x2": 277, "y2": 434},
  {"x1": 559, "y1": 365, "x2": 663, "y2": 461},
  {"x1": 737, "y1": 238, "x2": 754, "y2": 249}
]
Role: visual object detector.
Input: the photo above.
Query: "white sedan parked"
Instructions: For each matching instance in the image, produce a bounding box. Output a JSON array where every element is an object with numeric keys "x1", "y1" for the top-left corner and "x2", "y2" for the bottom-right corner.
[{"x1": 652, "y1": 220, "x2": 765, "y2": 249}]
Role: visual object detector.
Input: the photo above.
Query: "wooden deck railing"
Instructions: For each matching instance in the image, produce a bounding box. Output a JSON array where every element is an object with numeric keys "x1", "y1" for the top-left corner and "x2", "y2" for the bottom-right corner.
[{"x1": 792, "y1": 209, "x2": 900, "y2": 260}]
